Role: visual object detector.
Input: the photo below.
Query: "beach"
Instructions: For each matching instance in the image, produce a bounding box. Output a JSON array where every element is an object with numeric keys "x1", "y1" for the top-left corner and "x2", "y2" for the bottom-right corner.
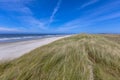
[{"x1": 0, "y1": 36, "x2": 68, "y2": 61}]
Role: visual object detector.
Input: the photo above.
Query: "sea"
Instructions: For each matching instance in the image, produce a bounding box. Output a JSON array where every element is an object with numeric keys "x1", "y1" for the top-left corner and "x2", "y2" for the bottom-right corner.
[{"x1": 0, "y1": 34, "x2": 64, "y2": 43}]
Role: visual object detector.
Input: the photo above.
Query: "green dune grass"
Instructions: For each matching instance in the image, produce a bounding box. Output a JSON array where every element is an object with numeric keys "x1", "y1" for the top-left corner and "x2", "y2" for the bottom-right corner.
[{"x1": 0, "y1": 34, "x2": 120, "y2": 80}]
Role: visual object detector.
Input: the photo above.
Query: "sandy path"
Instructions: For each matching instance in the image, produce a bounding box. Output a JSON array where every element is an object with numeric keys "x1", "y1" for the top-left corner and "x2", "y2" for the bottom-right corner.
[{"x1": 0, "y1": 36, "x2": 68, "y2": 61}]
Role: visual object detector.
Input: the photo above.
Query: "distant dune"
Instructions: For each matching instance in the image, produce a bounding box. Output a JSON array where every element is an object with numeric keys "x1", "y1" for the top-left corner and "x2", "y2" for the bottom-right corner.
[{"x1": 0, "y1": 34, "x2": 120, "y2": 80}]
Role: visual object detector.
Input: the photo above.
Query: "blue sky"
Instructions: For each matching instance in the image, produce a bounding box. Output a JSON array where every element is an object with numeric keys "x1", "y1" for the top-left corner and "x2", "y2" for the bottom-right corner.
[{"x1": 0, "y1": 0, "x2": 120, "y2": 33}]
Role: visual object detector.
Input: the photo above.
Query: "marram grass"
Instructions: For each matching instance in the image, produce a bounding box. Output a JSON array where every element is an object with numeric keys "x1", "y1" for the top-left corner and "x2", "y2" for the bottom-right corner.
[{"x1": 0, "y1": 34, "x2": 120, "y2": 80}]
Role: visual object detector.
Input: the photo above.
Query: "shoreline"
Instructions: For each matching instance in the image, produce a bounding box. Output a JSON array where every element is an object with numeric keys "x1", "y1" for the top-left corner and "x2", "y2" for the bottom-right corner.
[
  {"x1": 0, "y1": 35, "x2": 65, "y2": 44},
  {"x1": 0, "y1": 36, "x2": 70, "y2": 61}
]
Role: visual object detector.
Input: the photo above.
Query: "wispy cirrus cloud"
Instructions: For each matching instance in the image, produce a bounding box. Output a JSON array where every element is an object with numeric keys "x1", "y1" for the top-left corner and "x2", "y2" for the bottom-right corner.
[
  {"x1": 49, "y1": 0, "x2": 62, "y2": 25},
  {"x1": 59, "y1": 13, "x2": 120, "y2": 32},
  {"x1": 0, "y1": 0, "x2": 47, "y2": 31},
  {"x1": 57, "y1": 1, "x2": 120, "y2": 32},
  {"x1": 80, "y1": 0, "x2": 99, "y2": 9},
  {"x1": 90, "y1": 12, "x2": 120, "y2": 23},
  {"x1": 20, "y1": 16, "x2": 47, "y2": 30},
  {"x1": 58, "y1": 11, "x2": 120, "y2": 32},
  {"x1": 0, "y1": 0, "x2": 33, "y2": 15},
  {"x1": 0, "y1": 27, "x2": 19, "y2": 31},
  {"x1": 57, "y1": 19, "x2": 90, "y2": 32},
  {"x1": 83, "y1": 1, "x2": 120, "y2": 19}
]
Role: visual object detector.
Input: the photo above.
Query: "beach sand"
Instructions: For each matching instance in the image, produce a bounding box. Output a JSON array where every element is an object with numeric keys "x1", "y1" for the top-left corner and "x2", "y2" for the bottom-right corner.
[{"x1": 0, "y1": 36, "x2": 69, "y2": 61}]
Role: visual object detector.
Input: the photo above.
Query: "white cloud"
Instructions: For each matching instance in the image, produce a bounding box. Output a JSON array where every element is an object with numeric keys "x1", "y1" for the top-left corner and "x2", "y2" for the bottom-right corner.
[
  {"x1": 0, "y1": 0, "x2": 47, "y2": 30},
  {"x1": 57, "y1": 1, "x2": 120, "y2": 32},
  {"x1": 83, "y1": 1, "x2": 120, "y2": 19},
  {"x1": 80, "y1": 0, "x2": 99, "y2": 9},
  {"x1": 90, "y1": 12, "x2": 120, "y2": 22},
  {"x1": 49, "y1": 0, "x2": 62, "y2": 25},
  {"x1": 57, "y1": 19, "x2": 91, "y2": 32},
  {"x1": 58, "y1": 11, "x2": 120, "y2": 32},
  {"x1": 0, "y1": 27, "x2": 19, "y2": 31},
  {"x1": 0, "y1": 0, "x2": 33, "y2": 15},
  {"x1": 20, "y1": 16, "x2": 47, "y2": 30}
]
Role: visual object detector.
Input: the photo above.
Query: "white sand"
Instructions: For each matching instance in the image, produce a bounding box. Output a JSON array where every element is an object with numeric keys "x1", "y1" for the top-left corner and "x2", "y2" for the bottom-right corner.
[{"x1": 0, "y1": 36, "x2": 69, "y2": 61}]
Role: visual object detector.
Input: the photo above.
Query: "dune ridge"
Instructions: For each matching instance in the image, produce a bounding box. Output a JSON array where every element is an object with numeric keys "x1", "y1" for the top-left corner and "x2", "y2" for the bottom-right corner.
[{"x1": 0, "y1": 34, "x2": 120, "y2": 80}]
